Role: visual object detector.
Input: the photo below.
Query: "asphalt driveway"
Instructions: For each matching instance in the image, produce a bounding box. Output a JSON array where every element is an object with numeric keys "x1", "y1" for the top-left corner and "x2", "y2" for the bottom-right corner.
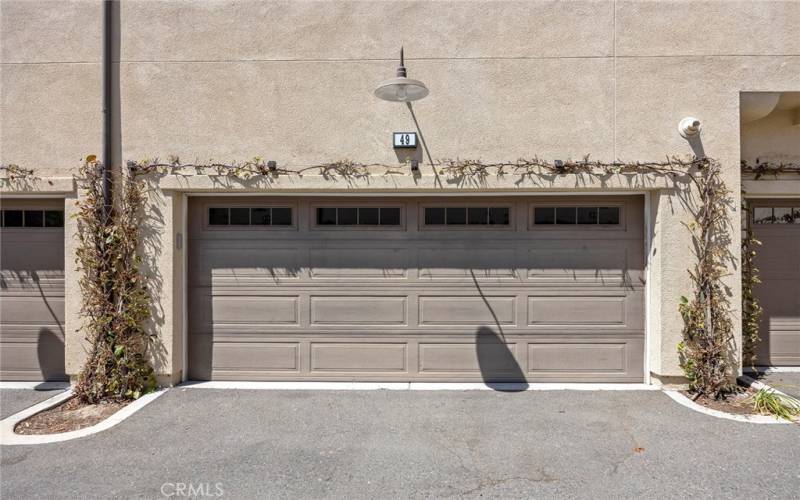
[
  {"x1": 0, "y1": 388, "x2": 66, "y2": 420},
  {"x1": 1, "y1": 388, "x2": 798, "y2": 499}
]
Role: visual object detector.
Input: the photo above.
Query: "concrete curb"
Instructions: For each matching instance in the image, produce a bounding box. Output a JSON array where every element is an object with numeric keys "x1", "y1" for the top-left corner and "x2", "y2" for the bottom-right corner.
[
  {"x1": 0, "y1": 389, "x2": 167, "y2": 446},
  {"x1": 181, "y1": 381, "x2": 661, "y2": 391},
  {"x1": 743, "y1": 366, "x2": 800, "y2": 374},
  {"x1": 662, "y1": 389, "x2": 794, "y2": 425},
  {"x1": 0, "y1": 382, "x2": 70, "y2": 390}
]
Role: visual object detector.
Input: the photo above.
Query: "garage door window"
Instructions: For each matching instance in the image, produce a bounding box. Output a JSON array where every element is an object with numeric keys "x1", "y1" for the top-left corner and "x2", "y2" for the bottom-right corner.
[
  {"x1": 753, "y1": 207, "x2": 800, "y2": 224},
  {"x1": 0, "y1": 210, "x2": 64, "y2": 228},
  {"x1": 208, "y1": 207, "x2": 293, "y2": 226},
  {"x1": 424, "y1": 207, "x2": 510, "y2": 226},
  {"x1": 315, "y1": 207, "x2": 401, "y2": 226},
  {"x1": 534, "y1": 206, "x2": 620, "y2": 225}
]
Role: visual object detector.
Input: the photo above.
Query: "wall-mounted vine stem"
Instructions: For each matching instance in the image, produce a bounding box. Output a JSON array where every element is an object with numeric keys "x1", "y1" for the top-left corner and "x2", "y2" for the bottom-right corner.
[
  {"x1": 678, "y1": 159, "x2": 735, "y2": 399},
  {"x1": 0, "y1": 164, "x2": 36, "y2": 180},
  {"x1": 17, "y1": 154, "x2": 743, "y2": 399},
  {"x1": 741, "y1": 160, "x2": 800, "y2": 179},
  {"x1": 73, "y1": 160, "x2": 157, "y2": 403}
]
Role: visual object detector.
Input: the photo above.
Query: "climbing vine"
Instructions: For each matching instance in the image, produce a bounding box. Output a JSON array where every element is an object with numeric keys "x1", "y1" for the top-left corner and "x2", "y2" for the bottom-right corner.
[
  {"x1": 9, "y1": 155, "x2": 745, "y2": 399},
  {"x1": 741, "y1": 203, "x2": 763, "y2": 368},
  {"x1": 0, "y1": 164, "x2": 36, "y2": 180},
  {"x1": 73, "y1": 159, "x2": 156, "y2": 403},
  {"x1": 741, "y1": 159, "x2": 800, "y2": 179},
  {"x1": 676, "y1": 160, "x2": 735, "y2": 399}
]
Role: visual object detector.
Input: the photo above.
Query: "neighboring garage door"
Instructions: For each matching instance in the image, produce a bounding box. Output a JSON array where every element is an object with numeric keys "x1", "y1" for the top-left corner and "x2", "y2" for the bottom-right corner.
[
  {"x1": 751, "y1": 201, "x2": 800, "y2": 366},
  {"x1": 0, "y1": 199, "x2": 66, "y2": 381},
  {"x1": 188, "y1": 195, "x2": 645, "y2": 382}
]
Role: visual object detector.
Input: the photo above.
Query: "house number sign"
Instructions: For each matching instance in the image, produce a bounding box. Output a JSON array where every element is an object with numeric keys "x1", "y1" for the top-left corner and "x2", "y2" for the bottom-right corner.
[{"x1": 393, "y1": 132, "x2": 417, "y2": 148}]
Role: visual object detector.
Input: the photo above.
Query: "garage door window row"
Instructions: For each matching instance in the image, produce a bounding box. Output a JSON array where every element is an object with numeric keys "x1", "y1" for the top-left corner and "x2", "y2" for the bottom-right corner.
[
  {"x1": 424, "y1": 207, "x2": 510, "y2": 226},
  {"x1": 753, "y1": 207, "x2": 800, "y2": 224},
  {"x1": 316, "y1": 207, "x2": 401, "y2": 226},
  {"x1": 0, "y1": 210, "x2": 64, "y2": 228},
  {"x1": 534, "y1": 206, "x2": 620, "y2": 225},
  {"x1": 209, "y1": 207, "x2": 293, "y2": 226}
]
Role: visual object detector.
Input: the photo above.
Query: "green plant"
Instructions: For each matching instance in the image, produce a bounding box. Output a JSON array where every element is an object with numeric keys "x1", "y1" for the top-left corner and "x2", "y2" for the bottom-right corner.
[
  {"x1": 741, "y1": 203, "x2": 763, "y2": 368},
  {"x1": 73, "y1": 159, "x2": 157, "y2": 403},
  {"x1": 746, "y1": 388, "x2": 800, "y2": 421},
  {"x1": 676, "y1": 159, "x2": 735, "y2": 399}
]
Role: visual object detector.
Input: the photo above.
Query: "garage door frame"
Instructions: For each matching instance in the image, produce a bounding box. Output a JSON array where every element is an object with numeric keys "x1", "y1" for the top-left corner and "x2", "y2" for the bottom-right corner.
[{"x1": 179, "y1": 191, "x2": 653, "y2": 384}]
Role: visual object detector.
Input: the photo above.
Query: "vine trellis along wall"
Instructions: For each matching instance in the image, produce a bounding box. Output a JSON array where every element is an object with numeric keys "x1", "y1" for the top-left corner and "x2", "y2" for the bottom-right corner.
[{"x1": 4, "y1": 155, "x2": 762, "y2": 400}]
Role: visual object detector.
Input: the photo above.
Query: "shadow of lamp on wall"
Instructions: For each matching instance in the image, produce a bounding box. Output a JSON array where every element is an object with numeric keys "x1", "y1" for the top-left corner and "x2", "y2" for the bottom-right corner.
[{"x1": 678, "y1": 116, "x2": 705, "y2": 158}]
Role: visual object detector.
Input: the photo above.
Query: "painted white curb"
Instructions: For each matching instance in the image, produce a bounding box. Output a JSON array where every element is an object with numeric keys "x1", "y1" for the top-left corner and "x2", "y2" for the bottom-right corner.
[
  {"x1": 181, "y1": 381, "x2": 661, "y2": 391},
  {"x1": 662, "y1": 389, "x2": 793, "y2": 425},
  {"x1": 0, "y1": 389, "x2": 167, "y2": 445},
  {"x1": 0, "y1": 382, "x2": 70, "y2": 390},
  {"x1": 743, "y1": 366, "x2": 800, "y2": 374}
]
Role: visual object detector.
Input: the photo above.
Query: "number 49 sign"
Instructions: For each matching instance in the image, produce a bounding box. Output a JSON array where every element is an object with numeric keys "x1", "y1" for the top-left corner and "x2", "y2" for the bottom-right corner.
[{"x1": 393, "y1": 132, "x2": 417, "y2": 148}]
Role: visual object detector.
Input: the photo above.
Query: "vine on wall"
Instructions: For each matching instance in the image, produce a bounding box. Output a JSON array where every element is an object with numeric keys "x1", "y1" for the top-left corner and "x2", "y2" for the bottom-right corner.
[
  {"x1": 741, "y1": 159, "x2": 800, "y2": 178},
  {"x1": 741, "y1": 204, "x2": 763, "y2": 368},
  {"x1": 73, "y1": 160, "x2": 156, "y2": 403},
  {"x1": 0, "y1": 164, "x2": 36, "y2": 180},
  {"x1": 676, "y1": 160, "x2": 735, "y2": 399},
  {"x1": 9, "y1": 155, "x2": 743, "y2": 399}
]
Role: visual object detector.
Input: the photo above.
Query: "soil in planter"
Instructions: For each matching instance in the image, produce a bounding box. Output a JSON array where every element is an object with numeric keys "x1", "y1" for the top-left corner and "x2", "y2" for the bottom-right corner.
[
  {"x1": 681, "y1": 386, "x2": 759, "y2": 416},
  {"x1": 14, "y1": 397, "x2": 128, "y2": 435}
]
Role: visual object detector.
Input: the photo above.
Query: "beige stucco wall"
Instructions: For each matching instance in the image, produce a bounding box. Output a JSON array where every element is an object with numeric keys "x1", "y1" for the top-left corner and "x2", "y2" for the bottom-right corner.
[{"x1": 3, "y1": 0, "x2": 800, "y2": 384}]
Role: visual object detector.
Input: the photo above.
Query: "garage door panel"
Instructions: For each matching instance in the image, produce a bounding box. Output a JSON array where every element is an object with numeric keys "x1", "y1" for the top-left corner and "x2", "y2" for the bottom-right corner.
[
  {"x1": 211, "y1": 295, "x2": 299, "y2": 325},
  {"x1": 189, "y1": 196, "x2": 645, "y2": 382},
  {"x1": 310, "y1": 296, "x2": 407, "y2": 325},
  {"x1": 526, "y1": 244, "x2": 643, "y2": 284},
  {"x1": 419, "y1": 296, "x2": 516, "y2": 326},
  {"x1": 1, "y1": 294, "x2": 65, "y2": 325},
  {"x1": 418, "y1": 342, "x2": 520, "y2": 375},
  {"x1": 754, "y1": 237, "x2": 800, "y2": 277},
  {"x1": 528, "y1": 295, "x2": 626, "y2": 325},
  {"x1": 214, "y1": 342, "x2": 300, "y2": 372},
  {"x1": 767, "y1": 332, "x2": 800, "y2": 365},
  {"x1": 310, "y1": 343, "x2": 407, "y2": 372},
  {"x1": 418, "y1": 247, "x2": 517, "y2": 279},
  {"x1": 192, "y1": 246, "x2": 301, "y2": 287},
  {"x1": 309, "y1": 247, "x2": 408, "y2": 279},
  {"x1": 527, "y1": 338, "x2": 643, "y2": 380}
]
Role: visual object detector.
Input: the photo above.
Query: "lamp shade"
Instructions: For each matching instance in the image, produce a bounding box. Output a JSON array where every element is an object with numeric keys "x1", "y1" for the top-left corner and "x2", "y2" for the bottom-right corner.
[
  {"x1": 374, "y1": 48, "x2": 429, "y2": 102},
  {"x1": 374, "y1": 77, "x2": 429, "y2": 102}
]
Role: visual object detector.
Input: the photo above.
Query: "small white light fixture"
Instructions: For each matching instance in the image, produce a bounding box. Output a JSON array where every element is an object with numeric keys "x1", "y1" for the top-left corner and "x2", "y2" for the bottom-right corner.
[
  {"x1": 374, "y1": 47, "x2": 429, "y2": 102},
  {"x1": 678, "y1": 117, "x2": 702, "y2": 138}
]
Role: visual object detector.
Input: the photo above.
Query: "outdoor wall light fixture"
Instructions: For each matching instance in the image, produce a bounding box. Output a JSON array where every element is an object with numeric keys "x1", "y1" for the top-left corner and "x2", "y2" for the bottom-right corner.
[
  {"x1": 410, "y1": 159, "x2": 420, "y2": 172},
  {"x1": 267, "y1": 160, "x2": 277, "y2": 172},
  {"x1": 374, "y1": 47, "x2": 429, "y2": 102}
]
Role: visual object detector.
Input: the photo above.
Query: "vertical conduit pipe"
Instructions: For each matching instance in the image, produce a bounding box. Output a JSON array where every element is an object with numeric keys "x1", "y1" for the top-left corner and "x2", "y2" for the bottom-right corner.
[{"x1": 101, "y1": 0, "x2": 113, "y2": 216}]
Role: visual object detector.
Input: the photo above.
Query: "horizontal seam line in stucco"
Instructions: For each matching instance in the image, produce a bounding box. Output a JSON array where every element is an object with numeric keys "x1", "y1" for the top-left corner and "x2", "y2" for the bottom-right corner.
[{"x1": 3, "y1": 54, "x2": 797, "y2": 65}]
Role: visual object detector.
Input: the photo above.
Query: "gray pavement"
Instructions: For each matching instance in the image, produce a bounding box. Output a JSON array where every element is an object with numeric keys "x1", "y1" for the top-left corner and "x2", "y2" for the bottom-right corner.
[
  {"x1": 1, "y1": 388, "x2": 798, "y2": 499},
  {"x1": 0, "y1": 388, "x2": 66, "y2": 419},
  {"x1": 754, "y1": 371, "x2": 800, "y2": 399}
]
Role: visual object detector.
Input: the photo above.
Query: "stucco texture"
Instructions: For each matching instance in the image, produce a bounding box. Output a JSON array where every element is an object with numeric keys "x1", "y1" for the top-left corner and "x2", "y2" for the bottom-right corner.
[{"x1": 3, "y1": 0, "x2": 800, "y2": 383}]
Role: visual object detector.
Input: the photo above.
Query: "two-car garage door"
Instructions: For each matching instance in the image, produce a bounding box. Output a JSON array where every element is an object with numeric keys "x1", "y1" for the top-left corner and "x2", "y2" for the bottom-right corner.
[{"x1": 188, "y1": 195, "x2": 645, "y2": 382}]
